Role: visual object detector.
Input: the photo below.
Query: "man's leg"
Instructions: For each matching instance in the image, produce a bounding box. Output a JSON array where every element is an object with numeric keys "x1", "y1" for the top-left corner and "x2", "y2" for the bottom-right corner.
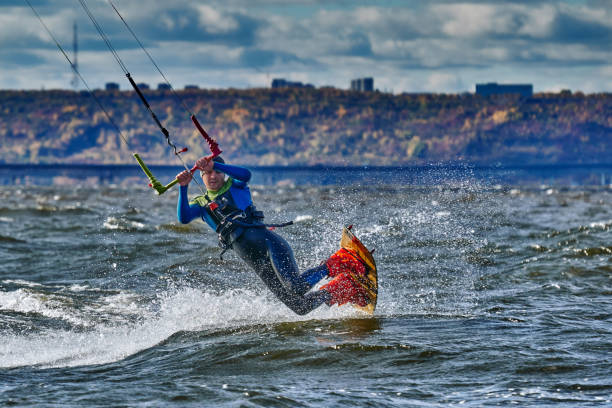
[
  {"x1": 265, "y1": 231, "x2": 325, "y2": 295},
  {"x1": 298, "y1": 264, "x2": 329, "y2": 290},
  {"x1": 281, "y1": 290, "x2": 331, "y2": 316}
]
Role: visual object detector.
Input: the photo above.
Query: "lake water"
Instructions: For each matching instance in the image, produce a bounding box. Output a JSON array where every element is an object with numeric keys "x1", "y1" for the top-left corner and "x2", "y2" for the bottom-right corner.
[
  {"x1": 0, "y1": 165, "x2": 611, "y2": 406},
  {"x1": 1, "y1": 163, "x2": 611, "y2": 188}
]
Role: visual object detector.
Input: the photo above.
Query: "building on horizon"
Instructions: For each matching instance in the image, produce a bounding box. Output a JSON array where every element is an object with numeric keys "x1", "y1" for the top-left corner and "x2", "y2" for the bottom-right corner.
[
  {"x1": 136, "y1": 83, "x2": 149, "y2": 90},
  {"x1": 157, "y1": 83, "x2": 171, "y2": 90},
  {"x1": 271, "y1": 78, "x2": 314, "y2": 89},
  {"x1": 475, "y1": 82, "x2": 533, "y2": 97},
  {"x1": 184, "y1": 85, "x2": 199, "y2": 90},
  {"x1": 350, "y1": 77, "x2": 374, "y2": 92},
  {"x1": 105, "y1": 82, "x2": 119, "y2": 91}
]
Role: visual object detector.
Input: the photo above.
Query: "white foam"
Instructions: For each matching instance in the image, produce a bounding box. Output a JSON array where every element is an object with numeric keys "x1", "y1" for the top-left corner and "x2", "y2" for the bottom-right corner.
[
  {"x1": 67, "y1": 284, "x2": 96, "y2": 292},
  {"x1": 3, "y1": 279, "x2": 44, "y2": 288},
  {"x1": 589, "y1": 220, "x2": 610, "y2": 229},
  {"x1": 88, "y1": 292, "x2": 146, "y2": 318},
  {"x1": 295, "y1": 215, "x2": 313, "y2": 222},
  {"x1": 361, "y1": 224, "x2": 385, "y2": 236},
  {"x1": 0, "y1": 287, "x2": 357, "y2": 369},
  {"x1": 102, "y1": 216, "x2": 145, "y2": 230},
  {"x1": 0, "y1": 289, "x2": 90, "y2": 327}
]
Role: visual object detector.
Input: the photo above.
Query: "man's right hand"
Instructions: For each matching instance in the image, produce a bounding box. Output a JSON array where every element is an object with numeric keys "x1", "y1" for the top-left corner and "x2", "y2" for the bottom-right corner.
[{"x1": 176, "y1": 170, "x2": 193, "y2": 186}]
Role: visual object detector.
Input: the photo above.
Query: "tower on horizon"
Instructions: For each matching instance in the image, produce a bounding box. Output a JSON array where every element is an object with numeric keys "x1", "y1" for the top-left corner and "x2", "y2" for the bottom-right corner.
[{"x1": 70, "y1": 21, "x2": 79, "y2": 90}]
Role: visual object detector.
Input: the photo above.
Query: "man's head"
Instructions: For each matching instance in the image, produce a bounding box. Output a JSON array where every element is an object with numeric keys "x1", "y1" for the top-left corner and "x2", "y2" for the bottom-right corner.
[{"x1": 201, "y1": 156, "x2": 226, "y2": 191}]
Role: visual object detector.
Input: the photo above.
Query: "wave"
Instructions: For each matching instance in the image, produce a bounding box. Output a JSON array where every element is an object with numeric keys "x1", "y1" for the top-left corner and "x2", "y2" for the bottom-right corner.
[
  {"x1": 529, "y1": 220, "x2": 611, "y2": 240},
  {"x1": 0, "y1": 286, "x2": 358, "y2": 369},
  {"x1": 102, "y1": 216, "x2": 147, "y2": 232},
  {"x1": 0, "y1": 206, "x2": 94, "y2": 216},
  {"x1": 565, "y1": 246, "x2": 612, "y2": 258},
  {"x1": 0, "y1": 288, "x2": 91, "y2": 327},
  {"x1": 0, "y1": 235, "x2": 25, "y2": 243},
  {"x1": 294, "y1": 215, "x2": 314, "y2": 223}
]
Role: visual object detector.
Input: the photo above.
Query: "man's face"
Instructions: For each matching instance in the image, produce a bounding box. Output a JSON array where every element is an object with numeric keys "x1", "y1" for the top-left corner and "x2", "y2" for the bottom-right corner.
[{"x1": 202, "y1": 169, "x2": 225, "y2": 191}]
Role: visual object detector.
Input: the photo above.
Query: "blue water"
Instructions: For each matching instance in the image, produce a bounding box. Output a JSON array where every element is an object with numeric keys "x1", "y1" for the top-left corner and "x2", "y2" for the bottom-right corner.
[
  {"x1": 1, "y1": 163, "x2": 611, "y2": 187},
  {"x1": 0, "y1": 165, "x2": 611, "y2": 406}
]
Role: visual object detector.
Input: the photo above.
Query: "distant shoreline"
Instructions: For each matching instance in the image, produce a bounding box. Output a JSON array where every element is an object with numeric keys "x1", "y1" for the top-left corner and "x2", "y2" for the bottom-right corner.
[
  {"x1": 1, "y1": 162, "x2": 611, "y2": 171},
  {"x1": 2, "y1": 89, "x2": 610, "y2": 166},
  {"x1": 1, "y1": 162, "x2": 610, "y2": 187}
]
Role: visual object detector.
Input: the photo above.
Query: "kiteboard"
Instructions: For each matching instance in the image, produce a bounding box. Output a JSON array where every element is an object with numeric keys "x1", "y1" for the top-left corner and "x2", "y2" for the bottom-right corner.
[{"x1": 340, "y1": 225, "x2": 378, "y2": 314}]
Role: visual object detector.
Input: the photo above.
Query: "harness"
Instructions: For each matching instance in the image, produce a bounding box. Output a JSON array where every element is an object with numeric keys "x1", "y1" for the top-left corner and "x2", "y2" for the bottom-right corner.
[{"x1": 199, "y1": 189, "x2": 293, "y2": 259}]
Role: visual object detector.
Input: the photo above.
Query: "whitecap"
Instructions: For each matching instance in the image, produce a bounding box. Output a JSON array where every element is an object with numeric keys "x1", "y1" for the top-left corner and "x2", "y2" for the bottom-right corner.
[
  {"x1": 589, "y1": 220, "x2": 610, "y2": 229},
  {"x1": 3, "y1": 279, "x2": 44, "y2": 288},
  {"x1": 96, "y1": 292, "x2": 144, "y2": 315},
  {"x1": 294, "y1": 215, "x2": 313, "y2": 222},
  {"x1": 0, "y1": 289, "x2": 90, "y2": 327},
  {"x1": 68, "y1": 284, "x2": 93, "y2": 292},
  {"x1": 103, "y1": 216, "x2": 146, "y2": 230},
  {"x1": 0, "y1": 287, "x2": 358, "y2": 369}
]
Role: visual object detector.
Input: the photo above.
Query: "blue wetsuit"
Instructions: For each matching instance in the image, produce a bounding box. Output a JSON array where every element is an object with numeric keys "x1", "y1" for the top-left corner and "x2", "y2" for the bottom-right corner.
[{"x1": 177, "y1": 161, "x2": 331, "y2": 315}]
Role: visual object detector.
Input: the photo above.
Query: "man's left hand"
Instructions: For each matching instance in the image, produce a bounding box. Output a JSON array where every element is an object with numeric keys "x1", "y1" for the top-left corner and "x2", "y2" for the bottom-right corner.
[{"x1": 196, "y1": 157, "x2": 214, "y2": 173}]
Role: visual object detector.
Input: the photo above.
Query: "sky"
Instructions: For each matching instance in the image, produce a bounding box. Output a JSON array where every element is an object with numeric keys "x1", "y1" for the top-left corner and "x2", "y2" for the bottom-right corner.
[{"x1": 2, "y1": 0, "x2": 611, "y2": 94}]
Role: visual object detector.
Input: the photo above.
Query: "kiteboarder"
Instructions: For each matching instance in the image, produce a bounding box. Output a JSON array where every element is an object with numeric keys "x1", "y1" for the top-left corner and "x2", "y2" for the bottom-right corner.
[{"x1": 175, "y1": 156, "x2": 370, "y2": 315}]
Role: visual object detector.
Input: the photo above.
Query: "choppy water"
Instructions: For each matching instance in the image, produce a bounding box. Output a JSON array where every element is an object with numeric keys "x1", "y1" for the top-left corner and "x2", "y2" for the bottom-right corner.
[{"x1": 0, "y1": 169, "x2": 611, "y2": 407}]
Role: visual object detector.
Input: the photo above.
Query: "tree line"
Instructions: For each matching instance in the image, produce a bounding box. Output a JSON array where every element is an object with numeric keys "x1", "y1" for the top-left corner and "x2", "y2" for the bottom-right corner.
[{"x1": 0, "y1": 88, "x2": 609, "y2": 166}]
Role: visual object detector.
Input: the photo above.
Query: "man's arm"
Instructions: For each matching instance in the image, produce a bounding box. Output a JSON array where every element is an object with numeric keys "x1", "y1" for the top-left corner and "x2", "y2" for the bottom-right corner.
[
  {"x1": 213, "y1": 162, "x2": 251, "y2": 183},
  {"x1": 177, "y1": 184, "x2": 202, "y2": 224},
  {"x1": 195, "y1": 156, "x2": 251, "y2": 183}
]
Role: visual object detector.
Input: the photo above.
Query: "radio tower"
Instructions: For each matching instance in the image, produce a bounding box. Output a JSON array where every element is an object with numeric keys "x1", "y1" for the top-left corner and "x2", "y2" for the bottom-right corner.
[{"x1": 70, "y1": 21, "x2": 79, "y2": 90}]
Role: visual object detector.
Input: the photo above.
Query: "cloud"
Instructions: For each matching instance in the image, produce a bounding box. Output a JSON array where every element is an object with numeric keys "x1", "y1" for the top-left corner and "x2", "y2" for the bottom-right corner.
[
  {"x1": 195, "y1": 5, "x2": 239, "y2": 33},
  {"x1": 0, "y1": 50, "x2": 46, "y2": 67},
  {"x1": 119, "y1": 3, "x2": 261, "y2": 47},
  {"x1": 1, "y1": 0, "x2": 54, "y2": 8},
  {"x1": 435, "y1": 4, "x2": 506, "y2": 38},
  {"x1": 3, "y1": 0, "x2": 612, "y2": 92},
  {"x1": 239, "y1": 48, "x2": 316, "y2": 69},
  {"x1": 425, "y1": 72, "x2": 466, "y2": 92},
  {"x1": 549, "y1": 9, "x2": 612, "y2": 47}
]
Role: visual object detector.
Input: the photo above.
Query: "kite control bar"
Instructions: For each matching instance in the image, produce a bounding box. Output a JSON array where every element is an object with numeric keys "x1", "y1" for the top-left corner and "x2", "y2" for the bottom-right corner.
[
  {"x1": 133, "y1": 153, "x2": 202, "y2": 195},
  {"x1": 128, "y1": 75, "x2": 222, "y2": 195},
  {"x1": 133, "y1": 117, "x2": 222, "y2": 195},
  {"x1": 133, "y1": 153, "x2": 171, "y2": 195},
  {"x1": 191, "y1": 115, "x2": 222, "y2": 159}
]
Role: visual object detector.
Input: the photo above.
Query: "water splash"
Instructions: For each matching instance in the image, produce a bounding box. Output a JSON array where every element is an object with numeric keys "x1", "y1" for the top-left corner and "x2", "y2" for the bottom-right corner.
[{"x1": 0, "y1": 285, "x2": 359, "y2": 369}]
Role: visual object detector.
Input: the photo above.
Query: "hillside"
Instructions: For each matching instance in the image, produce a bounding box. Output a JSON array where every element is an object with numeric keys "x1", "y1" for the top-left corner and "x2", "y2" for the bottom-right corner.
[{"x1": 0, "y1": 88, "x2": 610, "y2": 166}]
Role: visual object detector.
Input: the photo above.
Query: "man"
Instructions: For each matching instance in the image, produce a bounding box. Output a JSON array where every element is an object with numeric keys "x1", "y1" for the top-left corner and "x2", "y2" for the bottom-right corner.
[{"x1": 175, "y1": 156, "x2": 369, "y2": 315}]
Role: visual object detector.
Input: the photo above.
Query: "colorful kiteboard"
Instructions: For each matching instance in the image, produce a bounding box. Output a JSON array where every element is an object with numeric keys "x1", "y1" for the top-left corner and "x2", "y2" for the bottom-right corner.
[{"x1": 340, "y1": 226, "x2": 378, "y2": 314}]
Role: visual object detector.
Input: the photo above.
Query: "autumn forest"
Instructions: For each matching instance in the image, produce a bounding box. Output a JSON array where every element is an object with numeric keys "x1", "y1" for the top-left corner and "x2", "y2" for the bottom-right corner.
[{"x1": 0, "y1": 88, "x2": 609, "y2": 166}]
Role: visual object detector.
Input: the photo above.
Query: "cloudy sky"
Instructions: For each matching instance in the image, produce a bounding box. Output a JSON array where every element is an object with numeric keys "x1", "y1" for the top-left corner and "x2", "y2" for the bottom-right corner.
[{"x1": 2, "y1": 0, "x2": 611, "y2": 93}]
